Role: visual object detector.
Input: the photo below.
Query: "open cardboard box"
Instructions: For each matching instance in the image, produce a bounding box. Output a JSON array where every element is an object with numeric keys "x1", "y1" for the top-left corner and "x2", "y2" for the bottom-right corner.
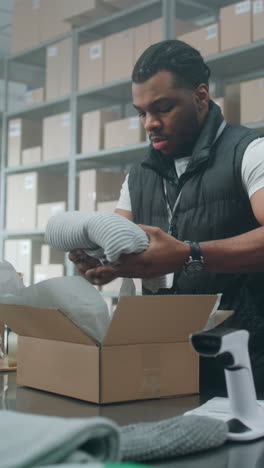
[{"x1": 0, "y1": 295, "x2": 217, "y2": 404}]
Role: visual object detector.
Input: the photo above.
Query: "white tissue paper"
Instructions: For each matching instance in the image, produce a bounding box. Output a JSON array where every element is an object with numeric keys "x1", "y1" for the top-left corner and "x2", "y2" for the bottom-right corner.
[{"x1": 0, "y1": 261, "x2": 110, "y2": 344}]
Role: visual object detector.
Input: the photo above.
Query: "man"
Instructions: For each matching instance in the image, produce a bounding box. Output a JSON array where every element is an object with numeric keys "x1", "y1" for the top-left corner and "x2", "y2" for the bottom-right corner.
[{"x1": 71, "y1": 40, "x2": 264, "y2": 391}]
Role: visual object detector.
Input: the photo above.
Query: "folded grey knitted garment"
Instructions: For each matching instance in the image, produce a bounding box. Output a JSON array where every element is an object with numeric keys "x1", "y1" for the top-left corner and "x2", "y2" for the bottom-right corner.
[
  {"x1": 0, "y1": 410, "x2": 120, "y2": 468},
  {"x1": 0, "y1": 410, "x2": 228, "y2": 467},
  {"x1": 45, "y1": 211, "x2": 168, "y2": 293},
  {"x1": 120, "y1": 415, "x2": 228, "y2": 462}
]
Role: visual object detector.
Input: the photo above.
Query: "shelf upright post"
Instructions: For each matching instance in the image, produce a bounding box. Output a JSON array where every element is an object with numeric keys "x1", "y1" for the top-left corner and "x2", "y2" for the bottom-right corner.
[
  {"x1": 0, "y1": 58, "x2": 9, "y2": 261},
  {"x1": 162, "y1": 0, "x2": 177, "y2": 40},
  {"x1": 66, "y1": 28, "x2": 79, "y2": 276}
]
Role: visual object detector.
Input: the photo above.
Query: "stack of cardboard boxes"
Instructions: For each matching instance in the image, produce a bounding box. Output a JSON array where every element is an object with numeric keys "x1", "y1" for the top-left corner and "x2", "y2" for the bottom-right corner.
[
  {"x1": 213, "y1": 77, "x2": 264, "y2": 126},
  {"x1": 33, "y1": 245, "x2": 65, "y2": 283},
  {"x1": 178, "y1": 1, "x2": 264, "y2": 56},
  {"x1": 7, "y1": 119, "x2": 42, "y2": 167},
  {"x1": 78, "y1": 17, "x2": 198, "y2": 93},
  {"x1": 4, "y1": 239, "x2": 42, "y2": 287},
  {"x1": 4, "y1": 241, "x2": 65, "y2": 287},
  {"x1": 7, "y1": 112, "x2": 72, "y2": 167},
  {"x1": 78, "y1": 169, "x2": 125, "y2": 212},
  {"x1": 5, "y1": 172, "x2": 67, "y2": 231},
  {"x1": 11, "y1": 0, "x2": 71, "y2": 54}
]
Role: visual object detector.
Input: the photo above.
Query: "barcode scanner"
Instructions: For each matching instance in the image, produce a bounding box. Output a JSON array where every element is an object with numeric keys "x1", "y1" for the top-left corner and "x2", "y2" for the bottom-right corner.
[{"x1": 190, "y1": 328, "x2": 264, "y2": 441}]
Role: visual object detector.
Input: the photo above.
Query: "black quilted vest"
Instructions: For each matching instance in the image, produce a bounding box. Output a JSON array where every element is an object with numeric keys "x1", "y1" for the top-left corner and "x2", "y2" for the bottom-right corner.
[{"x1": 128, "y1": 101, "x2": 264, "y2": 355}]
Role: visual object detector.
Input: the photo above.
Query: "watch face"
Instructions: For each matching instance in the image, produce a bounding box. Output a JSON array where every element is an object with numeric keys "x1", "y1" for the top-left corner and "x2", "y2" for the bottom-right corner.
[{"x1": 184, "y1": 260, "x2": 204, "y2": 276}]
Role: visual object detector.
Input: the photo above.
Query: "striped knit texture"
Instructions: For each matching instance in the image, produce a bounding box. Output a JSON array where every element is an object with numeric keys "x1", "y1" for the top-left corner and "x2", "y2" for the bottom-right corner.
[
  {"x1": 45, "y1": 211, "x2": 148, "y2": 263},
  {"x1": 121, "y1": 415, "x2": 227, "y2": 461},
  {"x1": 45, "y1": 211, "x2": 168, "y2": 293}
]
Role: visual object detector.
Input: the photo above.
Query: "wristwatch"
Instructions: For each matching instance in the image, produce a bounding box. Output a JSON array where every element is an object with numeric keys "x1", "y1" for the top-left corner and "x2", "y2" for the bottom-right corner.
[{"x1": 183, "y1": 241, "x2": 204, "y2": 276}]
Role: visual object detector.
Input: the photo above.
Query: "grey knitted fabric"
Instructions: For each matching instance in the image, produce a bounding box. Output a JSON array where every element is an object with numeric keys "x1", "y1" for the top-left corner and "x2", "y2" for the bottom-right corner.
[
  {"x1": 45, "y1": 211, "x2": 148, "y2": 264},
  {"x1": 45, "y1": 211, "x2": 167, "y2": 293},
  {"x1": 0, "y1": 410, "x2": 120, "y2": 468},
  {"x1": 120, "y1": 415, "x2": 228, "y2": 461}
]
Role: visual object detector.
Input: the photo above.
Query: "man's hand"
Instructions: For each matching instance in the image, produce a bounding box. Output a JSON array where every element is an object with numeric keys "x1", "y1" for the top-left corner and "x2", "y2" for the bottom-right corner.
[
  {"x1": 68, "y1": 249, "x2": 101, "y2": 276},
  {"x1": 84, "y1": 225, "x2": 190, "y2": 286}
]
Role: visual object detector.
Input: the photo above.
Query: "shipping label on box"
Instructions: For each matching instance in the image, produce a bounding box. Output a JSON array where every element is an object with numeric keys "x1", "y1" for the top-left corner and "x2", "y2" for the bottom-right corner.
[
  {"x1": 90, "y1": 43, "x2": 102, "y2": 60},
  {"x1": 235, "y1": 0, "x2": 251, "y2": 14},
  {"x1": 253, "y1": 0, "x2": 264, "y2": 13},
  {"x1": 32, "y1": 0, "x2": 40, "y2": 9},
  {"x1": 206, "y1": 23, "x2": 218, "y2": 40},
  {"x1": 25, "y1": 87, "x2": 44, "y2": 106}
]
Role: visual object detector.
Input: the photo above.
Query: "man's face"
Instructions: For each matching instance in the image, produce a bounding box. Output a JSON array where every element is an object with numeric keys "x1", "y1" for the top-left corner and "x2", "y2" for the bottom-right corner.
[{"x1": 132, "y1": 70, "x2": 209, "y2": 157}]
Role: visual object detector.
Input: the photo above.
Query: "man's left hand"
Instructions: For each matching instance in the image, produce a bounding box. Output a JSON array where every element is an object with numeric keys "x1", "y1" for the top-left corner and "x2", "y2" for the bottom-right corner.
[{"x1": 85, "y1": 225, "x2": 189, "y2": 286}]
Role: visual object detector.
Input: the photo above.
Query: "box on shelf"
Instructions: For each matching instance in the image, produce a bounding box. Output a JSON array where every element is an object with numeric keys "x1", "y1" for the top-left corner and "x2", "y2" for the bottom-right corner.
[
  {"x1": 104, "y1": 28, "x2": 134, "y2": 83},
  {"x1": 34, "y1": 264, "x2": 64, "y2": 284},
  {"x1": 25, "y1": 87, "x2": 44, "y2": 106},
  {"x1": 46, "y1": 38, "x2": 72, "y2": 101},
  {"x1": 134, "y1": 17, "x2": 200, "y2": 64},
  {"x1": 7, "y1": 119, "x2": 42, "y2": 168},
  {"x1": 240, "y1": 77, "x2": 264, "y2": 124},
  {"x1": 101, "y1": 277, "x2": 142, "y2": 295},
  {"x1": 253, "y1": 0, "x2": 264, "y2": 41},
  {"x1": 42, "y1": 113, "x2": 71, "y2": 161},
  {"x1": 0, "y1": 295, "x2": 218, "y2": 403},
  {"x1": 101, "y1": 277, "x2": 123, "y2": 294},
  {"x1": 59, "y1": 0, "x2": 117, "y2": 27},
  {"x1": 178, "y1": 23, "x2": 220, "y2": 57},
  {"x1": 79, "y1": 170, "x2": 125, "y2": 211},
  {"x1": 213, "y1": 97, "x2": 225, "y2": 116},
  {"x1": 104, "y1": 116, "x2": 145, "y2": 149},
  {"x1": 224, "y1": 83, "x2": 241, "y2": 125},
  {"x1": 134, "y1": 22, "x2": 152, "y2": 62},
  {"x1": 37, "y1": 201, "x2": 66, "y2": 230},
  {"x1": 41, "y1": 245, "x2": 65, "y2": 266},
  {"x1": 81, "y1": 109, "x2": 118, "y2": 153},
  {"x1": 150, "y1": 18, "x2": 163, "y2": 44},
  {"x1": 149, "y1": 17, "x2": 198, "y2": 47},
  {"x1": 39, "y1": 0, "x2": 71, "y2": 44},
  {"x1": 4, "y1": 239, "x2": 42, "y2": 287},
  {"x1": 22, "y1": 146, "x2": 42, "y2": 165},
  {"x1": 11, "y1": 0, "x2": 41, "y2": 54},
  {"x1": 220, "y1": 1, "x2": 252, "y2": 52},
  {"x1": 6, "y1": 172, "x2": 67, "y2": 231},
  {"x1": 78, "y1": 40, "x2": 105, "y2": 91},
  {"x1": 96, "y1": 200, "x2": 118, "y2": 212},
  {"x1": 12, "y1": 0, "x2": 70, "y2": 54}
]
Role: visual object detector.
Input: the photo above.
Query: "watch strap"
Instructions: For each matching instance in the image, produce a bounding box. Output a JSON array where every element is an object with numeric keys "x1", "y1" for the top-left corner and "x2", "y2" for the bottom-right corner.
[{"x1": 184, "y1": 241, "x2": 203, "y2": 261}]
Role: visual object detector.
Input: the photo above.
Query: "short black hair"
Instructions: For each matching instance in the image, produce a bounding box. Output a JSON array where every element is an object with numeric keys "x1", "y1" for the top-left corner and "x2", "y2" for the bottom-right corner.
[{"x1": 132, "y1": 39, "x2": 211, "y2": 89}]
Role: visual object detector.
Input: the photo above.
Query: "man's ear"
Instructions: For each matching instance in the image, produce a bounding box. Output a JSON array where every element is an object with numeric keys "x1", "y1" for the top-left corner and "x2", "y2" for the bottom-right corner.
[{"x1": 194, "y1": 83, "x2": 209, "y2": 112}]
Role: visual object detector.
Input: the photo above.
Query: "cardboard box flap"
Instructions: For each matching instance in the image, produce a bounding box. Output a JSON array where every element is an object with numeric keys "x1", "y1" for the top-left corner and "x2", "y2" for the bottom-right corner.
[
  {"x1": 103, "y1": 295, "x2": 218, "y2": 345},
  {"x1": 0, "y1": 304, "x2": 95, "y2": 346}
]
